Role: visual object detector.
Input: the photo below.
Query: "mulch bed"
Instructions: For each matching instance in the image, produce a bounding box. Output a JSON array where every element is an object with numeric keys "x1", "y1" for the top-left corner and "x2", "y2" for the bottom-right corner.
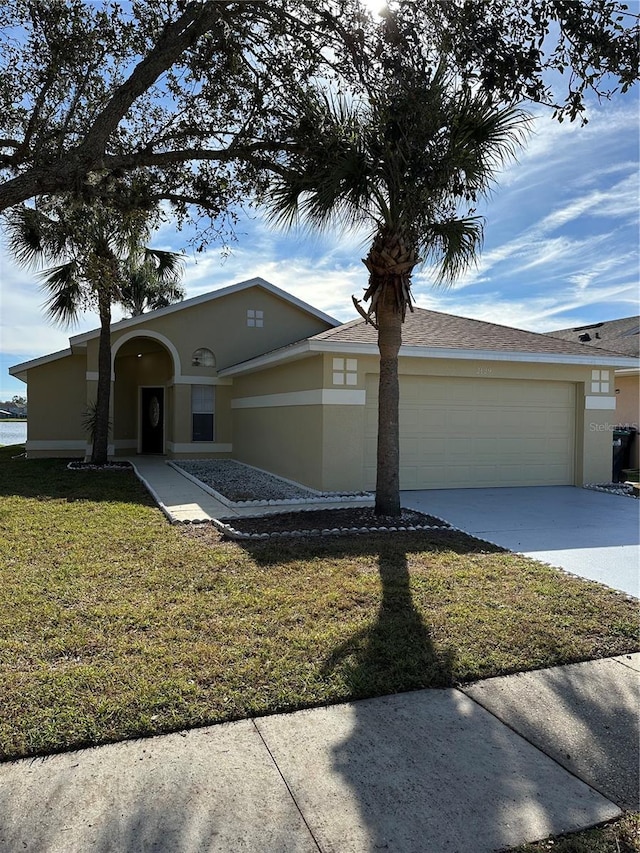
[{"x1": 217, "y1": 506, "x2": 450, "y2": 536}]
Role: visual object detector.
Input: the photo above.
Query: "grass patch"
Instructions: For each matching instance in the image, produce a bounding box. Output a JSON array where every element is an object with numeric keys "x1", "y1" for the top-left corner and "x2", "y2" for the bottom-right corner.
[
  {"x1": 1, "y1": 445, "x2": 638, "y2": 761},
  {"x1": 508, "y1": 813, "x2": 640, "y2": 852}
]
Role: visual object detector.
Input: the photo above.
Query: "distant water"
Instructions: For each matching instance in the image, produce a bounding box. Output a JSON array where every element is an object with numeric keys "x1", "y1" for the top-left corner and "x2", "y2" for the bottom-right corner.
[{"x1": 0, "y1": 421, "x2": 27, "y2": 446}]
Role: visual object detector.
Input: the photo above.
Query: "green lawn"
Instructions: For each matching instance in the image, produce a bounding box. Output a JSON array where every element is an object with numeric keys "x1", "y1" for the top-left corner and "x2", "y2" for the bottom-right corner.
[{"x1": 1, "y1": 444, "x2": 638, "y2": 761}]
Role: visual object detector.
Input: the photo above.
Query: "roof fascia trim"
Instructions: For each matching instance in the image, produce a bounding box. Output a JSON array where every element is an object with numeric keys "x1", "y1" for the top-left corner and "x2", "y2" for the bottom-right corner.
[
  {"x1": 219, "y1": 340, "x2": 315, "y2": 376},
  {"x1": 220, "y1": 339, "x2": 638, "y2": 374},
  {"x1": 9, "y1": 348, "x2": 73, "y2": 376}
]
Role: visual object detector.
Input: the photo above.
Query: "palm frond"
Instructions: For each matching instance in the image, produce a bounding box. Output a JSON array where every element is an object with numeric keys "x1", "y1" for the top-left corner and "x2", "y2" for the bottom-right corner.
[
  {"x1": 5, "y1": 207, "x2": 62, "y2": 268},
  {"x1": 266, "y1": 91, "x2": 376, "y2": 234},
  {"x1": 39, "y1": 262, "x2": 83, "y2": 326},
  {"x1": 144, "y1": 248, "x2": 185, "y2": 284},
  {"x1": 448, "y1": 96, "x2": 531, "y2": 193},
  {"x1": 425, "y1": 217, "x2": 485, "y2": 286}
]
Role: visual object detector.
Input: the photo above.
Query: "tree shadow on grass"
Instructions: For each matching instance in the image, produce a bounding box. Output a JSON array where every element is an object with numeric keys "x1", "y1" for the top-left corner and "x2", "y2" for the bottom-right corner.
[
  {"x1": 320, "y1": 546, "x2": 456, "y2": 695},
  {"x1": 224, "y1": 528, "x2": 505, "y2": 696}
]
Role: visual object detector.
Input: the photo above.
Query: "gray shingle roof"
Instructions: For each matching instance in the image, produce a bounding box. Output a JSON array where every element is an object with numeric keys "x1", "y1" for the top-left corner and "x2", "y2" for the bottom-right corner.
[
  {"x1": 310, "y1": 307, "x2": 628, "y2": 358},
  {"x1": 545, "y1": 316, "x2": 640, "y2": 357}
]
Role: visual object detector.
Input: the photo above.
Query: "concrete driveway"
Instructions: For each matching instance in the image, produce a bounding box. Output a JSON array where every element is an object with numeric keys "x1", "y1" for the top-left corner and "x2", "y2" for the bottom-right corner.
[{"x1": 402, "y1": 486, "x2": 639, "y2": 598}]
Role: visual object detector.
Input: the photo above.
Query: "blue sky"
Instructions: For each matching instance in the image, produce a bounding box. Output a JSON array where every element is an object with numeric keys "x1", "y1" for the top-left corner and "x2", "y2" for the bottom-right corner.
[{"x1": 1, "y1": 91, "x2": 638, "y2": 400}]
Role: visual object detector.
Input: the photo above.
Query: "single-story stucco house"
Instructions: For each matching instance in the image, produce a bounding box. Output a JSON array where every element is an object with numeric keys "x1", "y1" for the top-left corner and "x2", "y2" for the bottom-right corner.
[{"x1": 9, "y1": 277, "x2": 638, "y2": 491}]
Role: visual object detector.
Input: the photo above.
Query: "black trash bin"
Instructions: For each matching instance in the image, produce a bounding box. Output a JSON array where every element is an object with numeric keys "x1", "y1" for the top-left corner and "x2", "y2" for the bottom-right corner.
[{"x1": 612, "y1": 427, "x2": 636, "y2": 482}]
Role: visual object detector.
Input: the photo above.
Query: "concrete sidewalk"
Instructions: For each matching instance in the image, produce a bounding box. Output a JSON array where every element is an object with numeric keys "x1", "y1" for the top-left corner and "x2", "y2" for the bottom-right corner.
[
  {"x1": 129, "y1": 457, "x2": 373, "y2": 524},
  {"x1": 1, "y1": 655, "x2": 637, "y2": 853}
]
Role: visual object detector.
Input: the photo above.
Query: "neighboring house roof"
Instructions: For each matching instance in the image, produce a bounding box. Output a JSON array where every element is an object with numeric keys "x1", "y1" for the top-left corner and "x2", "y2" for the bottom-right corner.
[
  {"x1": 221, "y1": 307, "x2": 637, "y2": 375},
  {"x1": 545, "y1": 316, "x2": 640, "y2": 358},
  {"x1": 68, "y1": 277, "x2": 340, "y2": 346}
]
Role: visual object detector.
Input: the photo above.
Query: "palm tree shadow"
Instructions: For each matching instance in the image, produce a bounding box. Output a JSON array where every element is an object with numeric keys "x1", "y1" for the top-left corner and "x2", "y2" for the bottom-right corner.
[{"x1": 322, "y1": 547, "x2": 455, "y2": 698}]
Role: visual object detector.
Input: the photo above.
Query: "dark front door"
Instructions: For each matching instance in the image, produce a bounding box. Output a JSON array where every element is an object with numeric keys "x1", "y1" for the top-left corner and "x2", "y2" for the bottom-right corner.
[{"x1": 141, "y1": 387, "x2": 164, "y2": 454}]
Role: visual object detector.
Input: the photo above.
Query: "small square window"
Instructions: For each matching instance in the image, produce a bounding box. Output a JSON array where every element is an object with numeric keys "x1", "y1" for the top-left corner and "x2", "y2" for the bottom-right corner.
[{"x1": 247, "y1": 309, "x2": 263, "y2": 328}]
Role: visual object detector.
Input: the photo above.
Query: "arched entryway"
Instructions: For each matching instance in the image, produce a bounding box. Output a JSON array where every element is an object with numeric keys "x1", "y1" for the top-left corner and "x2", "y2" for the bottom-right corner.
[{"x1": 112, "y1": 334, "x2": 177, "y2": 455}]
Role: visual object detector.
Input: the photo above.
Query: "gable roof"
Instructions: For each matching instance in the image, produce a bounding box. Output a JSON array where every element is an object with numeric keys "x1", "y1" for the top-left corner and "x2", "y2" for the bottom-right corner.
[
  {"x1": 9, "y1": 348, "x2": 74, "y2": 381},
  {"x1": 221, "y1": 306, "x2": 638, "y2": 375},
  {"x1": 545, "y1": 316, "x2": 640, "y2": 358},
  {"x1": 68, "y1": 277, "x2": 340, "y2": 346}
]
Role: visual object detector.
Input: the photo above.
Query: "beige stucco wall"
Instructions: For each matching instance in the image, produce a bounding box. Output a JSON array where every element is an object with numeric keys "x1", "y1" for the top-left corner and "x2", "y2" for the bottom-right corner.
[
  {"x1": 230, "y1": 357, "x2": 325, "y2": 486},
  {"x1": 321, "y1": 404, "x2": 367, "y2": 491},
  {"x1": 233, "y1": 405, "x2": 324, "y2": 488},
  {"x1": 25, "y1": 354, "x2": 87, "y2": 457}
]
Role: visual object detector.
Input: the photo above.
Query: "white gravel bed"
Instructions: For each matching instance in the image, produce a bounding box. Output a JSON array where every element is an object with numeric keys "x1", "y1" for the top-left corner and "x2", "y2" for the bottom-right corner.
[{"x1": 171, "y1": 459, "x2": 371, "y2": 504}]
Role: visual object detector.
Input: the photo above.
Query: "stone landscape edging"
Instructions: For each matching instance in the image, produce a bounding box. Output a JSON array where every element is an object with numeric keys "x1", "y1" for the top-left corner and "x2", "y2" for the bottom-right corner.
[
  {"x1": 208, "y1": 507, "x2": 455, "y2": 541},
  {"x1": 584, "y1": 483, "x2": 638, "y2": 499}
]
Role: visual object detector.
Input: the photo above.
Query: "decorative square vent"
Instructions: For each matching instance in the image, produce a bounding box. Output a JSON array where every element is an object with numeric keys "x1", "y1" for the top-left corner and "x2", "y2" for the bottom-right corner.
[
  {"x1": 333, "y1": 357, "x2": 358, "y2": 386},
  {"x1": 247, "y1": 309, "x2": 263, "y2": 328},
  {"x1": 591, "y1": 369, "x2": 610, "y2": 394}
]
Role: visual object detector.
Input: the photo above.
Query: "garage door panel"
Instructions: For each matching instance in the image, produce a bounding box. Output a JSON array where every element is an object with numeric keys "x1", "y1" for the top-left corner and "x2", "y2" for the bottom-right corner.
[
  {"x1": 400, "y1": 409, "x2": 421, "y2": 431},
  {"x1": 365, "y1": 375, "x2": 575, "y2": 489}
]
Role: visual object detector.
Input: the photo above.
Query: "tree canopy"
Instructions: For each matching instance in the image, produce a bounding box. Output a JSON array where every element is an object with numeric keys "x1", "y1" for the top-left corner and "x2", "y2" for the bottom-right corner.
[{"x1": 1, "y1": 1, "x2": 637, "y2": 231}]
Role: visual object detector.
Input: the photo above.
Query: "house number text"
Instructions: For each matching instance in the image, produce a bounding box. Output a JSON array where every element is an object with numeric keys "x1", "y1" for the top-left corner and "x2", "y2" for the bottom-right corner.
[{"x1": 476, "y1": 367, "x2": 493, "y2": 376}]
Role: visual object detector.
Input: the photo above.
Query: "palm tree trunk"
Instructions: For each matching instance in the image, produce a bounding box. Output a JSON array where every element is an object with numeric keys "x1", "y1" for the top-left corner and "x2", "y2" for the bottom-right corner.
[
  {"x1": 91, "y1": 290, "x2": 112, "y2": 464},
  {"x1": 375, "y1": 286, "x2": 402, "y2": 516}
]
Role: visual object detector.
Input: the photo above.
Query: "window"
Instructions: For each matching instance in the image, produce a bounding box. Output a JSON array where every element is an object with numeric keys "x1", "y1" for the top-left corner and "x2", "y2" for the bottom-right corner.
[
  {"x1": 247, "y1": 309, "x2": 263, "y2": 328},
  {"x1": 333, "y1": 357, "x2": 358, "y2": 386},
  {"x1": 591, "y1": 370, "x2": 610, "y2": 394},
  {"x1": 192, "y1": 348, "x2": 216, "y2": 368},
  {"x1": 192, "y1": 385, "x2": 215, "y2": 441}
]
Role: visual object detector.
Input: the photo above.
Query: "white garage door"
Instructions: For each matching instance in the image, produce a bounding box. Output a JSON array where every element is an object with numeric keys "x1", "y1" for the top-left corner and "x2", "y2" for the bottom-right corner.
[{"x1": 364, "y1": 375, "x2": 575, "y2": 490}]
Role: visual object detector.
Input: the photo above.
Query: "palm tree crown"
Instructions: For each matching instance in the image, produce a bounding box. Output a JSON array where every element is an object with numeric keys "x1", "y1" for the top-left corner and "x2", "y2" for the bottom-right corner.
[
  {"x1": 269, "y1": 62, "x2": 529, "y2": 321},
  {"x1": 119, "y1": 250, "x2": 185, "y2": 317}
]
